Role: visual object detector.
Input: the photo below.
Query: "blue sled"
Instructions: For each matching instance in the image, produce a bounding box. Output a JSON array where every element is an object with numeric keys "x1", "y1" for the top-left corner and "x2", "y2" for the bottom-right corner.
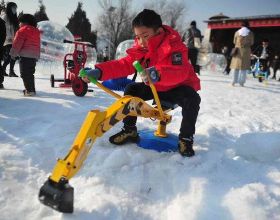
[{"x1": 137, "y1": 130, "x2": 178, "y2": 152}]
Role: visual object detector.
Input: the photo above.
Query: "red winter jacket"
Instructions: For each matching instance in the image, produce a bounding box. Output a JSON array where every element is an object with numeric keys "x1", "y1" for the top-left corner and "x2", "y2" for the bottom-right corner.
[
  {"x1": 10, "y1": 24, "x2": 41, "y2": 59},
  {"x1": 96, "y1": 25, "x2": 200, "y2": 92}
]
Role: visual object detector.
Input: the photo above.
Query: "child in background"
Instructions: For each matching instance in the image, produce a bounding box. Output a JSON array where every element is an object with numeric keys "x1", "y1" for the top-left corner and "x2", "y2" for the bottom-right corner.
[
  {"x1": 81, "y1": 9, "x2": 201, "y2": 157},
  {"x1": 10, "y1": 14, "x2": 40, "y2": 96}
]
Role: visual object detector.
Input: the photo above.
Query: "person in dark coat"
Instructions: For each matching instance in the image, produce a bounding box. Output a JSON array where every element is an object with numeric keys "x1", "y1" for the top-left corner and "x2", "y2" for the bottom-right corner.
[
  {"x1": 0, "y1": 17, "x2": 6, "y2": 88},
  {"x1": 252, "y1": 39, "x2": 273, "y2": 76},
  {"x1": 221, "y1": 46, "x2": 231, "y2": 74},
  {"x1": 0, "y1": 2, "x2": 19, "y2": 77},
  {"x1": 184, "y1": 20, "x2": 202, "y2": 75}
]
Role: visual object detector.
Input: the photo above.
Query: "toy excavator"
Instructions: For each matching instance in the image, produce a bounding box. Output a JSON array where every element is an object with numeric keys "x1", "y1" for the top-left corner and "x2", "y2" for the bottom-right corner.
[{"x1": 38, "y1": 61, "x2": 177, "y2": 213}]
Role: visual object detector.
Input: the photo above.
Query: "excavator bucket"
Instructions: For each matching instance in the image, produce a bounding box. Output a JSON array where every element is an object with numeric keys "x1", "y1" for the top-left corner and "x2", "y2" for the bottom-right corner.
[{"x1": 38, "y1": 178, "x2": 74, "y2": 213}]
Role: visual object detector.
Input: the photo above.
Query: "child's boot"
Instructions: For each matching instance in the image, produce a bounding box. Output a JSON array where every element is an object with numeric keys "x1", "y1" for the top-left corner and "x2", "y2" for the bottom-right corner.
[
  {"x1": 178, "y1": 137, "x2": 195, "y2": 157},
  {"x1": 109, "y1": 126, "x2": 139, "y2": 145}
]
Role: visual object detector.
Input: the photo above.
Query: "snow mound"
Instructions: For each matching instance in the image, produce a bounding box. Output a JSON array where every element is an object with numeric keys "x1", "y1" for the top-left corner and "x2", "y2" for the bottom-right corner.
[
  {"x1": 234, "y1": 132, "x2": 280, "y2": 162},
  {"x1": 223, "y1": 183, "x2": 280, "y2": 220}
]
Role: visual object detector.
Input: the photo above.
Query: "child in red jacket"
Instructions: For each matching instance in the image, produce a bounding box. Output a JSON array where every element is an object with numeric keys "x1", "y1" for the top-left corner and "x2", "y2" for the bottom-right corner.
[
  {"x1": 10, "y1": 14, "x2": 40, "y2": 96},
  {"x1": 82, "y1": 9, "x2": 201, "y2": 157}
]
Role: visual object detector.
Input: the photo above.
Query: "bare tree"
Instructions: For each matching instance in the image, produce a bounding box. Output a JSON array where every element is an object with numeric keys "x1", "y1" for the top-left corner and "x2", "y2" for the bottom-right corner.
[
  {"x1": 97, "y1": 0, "x2": 135, "y2": 59},
  {"x1": 34, "y1": 0, "x2": 49, "y2": 22},
  {"x1": 0, "y1": 0, "x2": 6, "y2": 13},
  {"x1": 144, "y1": 0, "x2": 187, "y2": 36}
]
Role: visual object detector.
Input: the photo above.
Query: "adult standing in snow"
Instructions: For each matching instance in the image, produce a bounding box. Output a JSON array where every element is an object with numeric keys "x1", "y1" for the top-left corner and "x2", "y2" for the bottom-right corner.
[
  {"x1": 221, "y1": 46, "x2": 231, "y2": 75},
  {"x1": 0, "y1": 2, "x2": 19, "y2": 77},
  {"x1": 103, "y1": 46, "x2": 109, "y2": 62},
  {"x1": 271, "y1": 54, "x2": 279, "y2": 80},
  {"x1": 10, "y1": 14, "x2": 40, "y2": 96},
  {"x1": 81, "y1": 9, "x2": 201, "y2": 157},
  {"x1": 230, "y1": 21, "x2": 254, "y2": 86},
  {"x1": 0, "y1": 17, "x2": 6, "y2": 89},
  {"x1": 184, "y1": 20, "x2": 202, "y2": 75}
]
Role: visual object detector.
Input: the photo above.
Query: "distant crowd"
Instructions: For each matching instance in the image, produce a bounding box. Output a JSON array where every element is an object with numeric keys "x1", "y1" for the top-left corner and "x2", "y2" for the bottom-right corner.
[{"x1": 221, "y1": 36, "x2": 280, "y2": 83}]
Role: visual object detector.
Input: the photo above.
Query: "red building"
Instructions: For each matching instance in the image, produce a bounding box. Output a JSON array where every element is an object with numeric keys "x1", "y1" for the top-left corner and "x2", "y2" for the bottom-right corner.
[{"x1": 204, "y1": 13, "x2": 280, "y2": 54}]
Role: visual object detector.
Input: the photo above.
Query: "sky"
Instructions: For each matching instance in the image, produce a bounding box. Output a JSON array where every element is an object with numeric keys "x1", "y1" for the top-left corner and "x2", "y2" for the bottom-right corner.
[{"x1": 9, "y1": 0, "x2": 280, "y2": 32}]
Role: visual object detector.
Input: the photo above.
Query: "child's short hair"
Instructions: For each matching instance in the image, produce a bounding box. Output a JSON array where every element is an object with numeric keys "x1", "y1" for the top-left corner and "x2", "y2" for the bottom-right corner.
[
  {"x1": 132, "y1": 9, "x2": 162, "y2": 30},
  {"x1": 18, "y1": 14, "x2": 37, "y2": 27}
]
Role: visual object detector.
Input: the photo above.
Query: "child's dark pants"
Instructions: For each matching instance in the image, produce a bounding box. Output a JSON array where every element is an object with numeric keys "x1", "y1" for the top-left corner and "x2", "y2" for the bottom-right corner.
[
  {"x1": 123, "y1": 82, "x2": 201, "y2": 139},
  {"x1": 19, "y1": 57, "x2": 37, "y2": 92}
]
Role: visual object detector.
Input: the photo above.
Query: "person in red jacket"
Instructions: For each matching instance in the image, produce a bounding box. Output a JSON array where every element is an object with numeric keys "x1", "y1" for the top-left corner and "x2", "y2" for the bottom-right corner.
[
  {"x1": 10, "y1": 14, "x2": 40, "y2": 96},
  {"x1": 82, "y1": 9, "x2": 201, "y2": 157}
]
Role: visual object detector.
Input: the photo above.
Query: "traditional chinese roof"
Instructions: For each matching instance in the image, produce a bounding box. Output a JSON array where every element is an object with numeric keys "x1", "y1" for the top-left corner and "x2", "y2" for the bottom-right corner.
[{"x1": 209, "y1": 13, "x2": 229, "y2": 20}]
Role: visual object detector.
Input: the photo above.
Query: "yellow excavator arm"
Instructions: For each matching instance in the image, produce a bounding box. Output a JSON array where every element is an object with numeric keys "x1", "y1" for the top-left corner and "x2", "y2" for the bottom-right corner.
[{"x1": 50, "y1": 95, "x2": 171, "y2": 183}]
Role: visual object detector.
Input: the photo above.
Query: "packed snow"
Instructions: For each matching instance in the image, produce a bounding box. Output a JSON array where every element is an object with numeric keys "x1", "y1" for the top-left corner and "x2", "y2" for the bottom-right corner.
[{"x1": 0, "y1": 62, "x2": 280, "y2": 220}]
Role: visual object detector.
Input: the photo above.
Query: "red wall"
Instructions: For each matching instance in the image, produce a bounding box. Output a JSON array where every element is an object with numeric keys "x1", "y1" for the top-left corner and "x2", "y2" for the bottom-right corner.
[{"x1": 208, "y1": 18, "x2": 280, "y2": 29}]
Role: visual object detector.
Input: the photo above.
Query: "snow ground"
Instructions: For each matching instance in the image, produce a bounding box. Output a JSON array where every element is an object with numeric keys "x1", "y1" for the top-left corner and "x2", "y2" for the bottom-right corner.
[{"x1": 0, "y1": 63, "x2": 280, "y2": 220}]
